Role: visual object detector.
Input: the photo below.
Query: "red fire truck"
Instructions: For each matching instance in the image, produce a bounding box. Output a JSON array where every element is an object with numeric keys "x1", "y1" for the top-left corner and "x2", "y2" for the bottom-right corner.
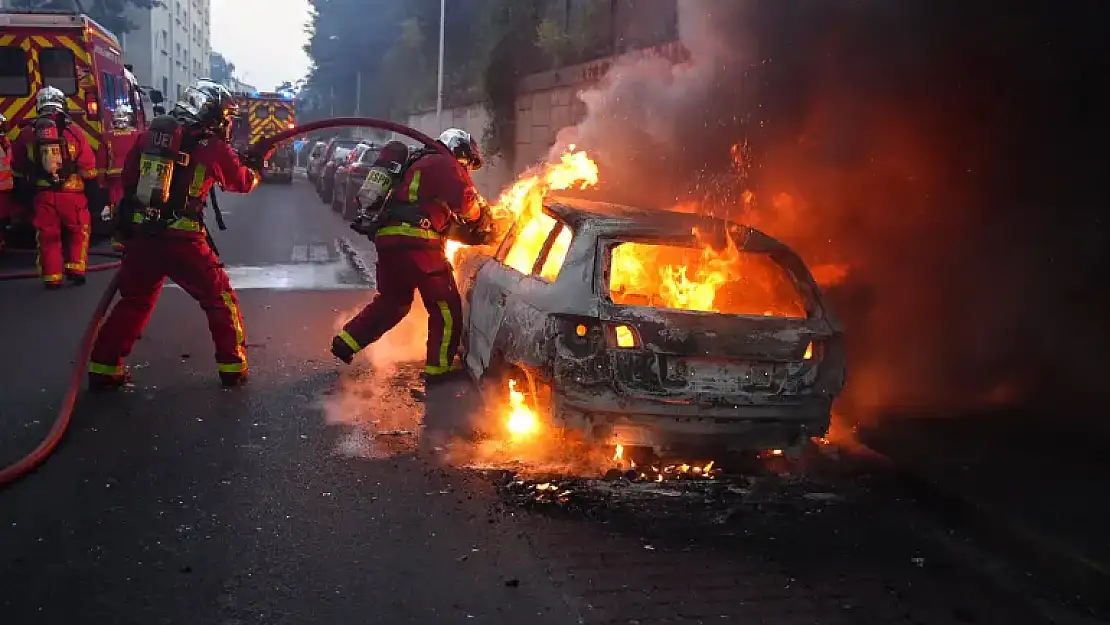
[{"x1": 0, "y1": 8, "x2": 160, "y2": 238}]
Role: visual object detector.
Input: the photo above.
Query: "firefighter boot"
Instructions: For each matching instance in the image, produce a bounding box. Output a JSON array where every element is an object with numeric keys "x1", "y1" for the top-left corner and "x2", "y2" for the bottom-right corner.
[
  {"x1": 88, "y1": 368, "x2": 133, "y2": 392},
  {"x1": 330, "y1": 336, "x2": 356, "y2": 364},
  {"x1": 66, "y1": 273, "x2": 86, "y2": 286},
  {"x1": 219, "y1": 371, "x2": 248, "y2": 388}
]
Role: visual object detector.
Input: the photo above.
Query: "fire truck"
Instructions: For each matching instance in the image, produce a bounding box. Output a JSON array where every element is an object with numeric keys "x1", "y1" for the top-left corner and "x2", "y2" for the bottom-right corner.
[
  {"x1": 0, "y1": 8, "x2": 160, "y2": 238},
  {"x1": 230, "y1": 91, "x2": 296, "y2": 184}
]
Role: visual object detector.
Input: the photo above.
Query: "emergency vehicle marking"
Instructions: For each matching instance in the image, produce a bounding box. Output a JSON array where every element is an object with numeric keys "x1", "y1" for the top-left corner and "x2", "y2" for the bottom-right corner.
[
  {"x1": 0, "y1": 32, "x2": 101, "y2": 152},
  {"x1": 245, "y1": 100, "x2": 295, "y2": 144}
]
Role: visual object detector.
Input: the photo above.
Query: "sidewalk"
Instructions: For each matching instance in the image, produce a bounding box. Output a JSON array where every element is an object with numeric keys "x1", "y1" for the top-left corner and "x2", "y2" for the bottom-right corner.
[{"x1": 859, "y1": 408, "x2": 1110, "y2": 612}]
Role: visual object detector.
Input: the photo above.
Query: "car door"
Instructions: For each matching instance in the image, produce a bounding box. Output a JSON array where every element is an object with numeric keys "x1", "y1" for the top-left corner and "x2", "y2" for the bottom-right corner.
[{"x1": 464, "y1": 212, "x2": 566, "y2": 375}]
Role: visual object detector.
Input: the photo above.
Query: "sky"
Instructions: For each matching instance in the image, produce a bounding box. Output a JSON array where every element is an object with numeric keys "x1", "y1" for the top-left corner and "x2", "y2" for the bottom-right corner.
[{"x1": 209, "y1": 0, "x2": 312, "y2": 91}]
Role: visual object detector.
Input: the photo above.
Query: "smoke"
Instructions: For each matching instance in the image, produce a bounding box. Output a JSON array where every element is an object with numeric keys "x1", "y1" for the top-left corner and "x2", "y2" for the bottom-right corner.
[{"x1": 553, "y1": 0, "x2": 1109, "y2": 425}]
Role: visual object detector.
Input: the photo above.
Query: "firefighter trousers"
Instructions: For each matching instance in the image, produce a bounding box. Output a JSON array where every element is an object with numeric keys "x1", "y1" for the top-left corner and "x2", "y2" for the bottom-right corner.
[
  {"x1": 32, "y1": 190, "x2": 90, "y2": 284},
  {"x1": 89, "y1": 235, "x2": 247, "y2": 378},
  {"x1": 337, "y1": 246, "x2": 463, "y2": 376}
]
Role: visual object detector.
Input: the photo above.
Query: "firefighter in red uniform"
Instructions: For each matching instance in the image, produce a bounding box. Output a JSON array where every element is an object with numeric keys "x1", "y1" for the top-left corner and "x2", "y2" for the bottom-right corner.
[
  {"x1": 332, "y1": 129, "x2": 496, "y2": 385},
  {"x1": 0, "y1": 113, "x2": 17, "y2": 250},
  {"x1": 88, "y1": 80, "x2": 267, "y2": 390},
  {"x1": 105, "y1": 105, "x2": 140, "y2": 211},
  {"x1": 11, "y1": 86, "x2": 102, "y2": 288}
]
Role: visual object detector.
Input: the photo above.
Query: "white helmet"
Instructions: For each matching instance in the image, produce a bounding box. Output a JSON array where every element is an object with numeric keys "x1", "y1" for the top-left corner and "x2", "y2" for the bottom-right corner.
[
  {"x1": 35, "y1": 86, "x2": 66, "y2": 116},
  {"x1": 437, "y1": 128, "x2": 483, "y2": 171},
  {"x1": 113, "y1": 104, "x2": 134, "y2": 129}
]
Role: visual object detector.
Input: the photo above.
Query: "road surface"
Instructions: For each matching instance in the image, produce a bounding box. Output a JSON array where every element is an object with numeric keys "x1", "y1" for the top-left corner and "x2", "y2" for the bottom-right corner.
[{"x1": 0, "y1": 176, "x2": 1100, "y2": 625}]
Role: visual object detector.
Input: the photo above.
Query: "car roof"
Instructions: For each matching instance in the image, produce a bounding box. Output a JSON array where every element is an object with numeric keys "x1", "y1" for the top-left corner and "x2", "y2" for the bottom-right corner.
[{"x1": 543, "y1": 195, "x2": 791, "y2": 252}]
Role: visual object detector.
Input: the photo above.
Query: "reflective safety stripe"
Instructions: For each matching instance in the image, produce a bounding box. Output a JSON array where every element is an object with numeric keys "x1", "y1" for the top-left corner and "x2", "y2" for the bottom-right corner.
[
  {"x1": 42, "y1": 273, "x2": 62, "y2": 283},
  {"x1": 88, "y1": 362, "x2": 124, "y2": 376},
  {"x1": 188, "y1": 164, "x2": 206, "y2": 197},
  {"x1": 407, "y1": 169, "x2": 421, "y2": 202},
  {"x1": 221, "y1": 291, "x2": 248, "y2": 365},
  {"x1": 64, "y1": 262, "x2": 86, "y2": 273},
  {"x1": 218, "y1": 361, "x2": 247, "y2": 374},
  {"x1": 375, "y1": 224, "x2": 441, "y2": 240},
  {"x1": 337, "y1": 330, "x2": 361, "y2": 353},
  {"x1": 425, "y1": 362, "x2": 461, "y2": 375},
  {"x1": 132, "y1": 212, "x2": 204, "y2": 232},
  {"x1": 430, "y1": 300, "x2": 454, "y2": 374}
]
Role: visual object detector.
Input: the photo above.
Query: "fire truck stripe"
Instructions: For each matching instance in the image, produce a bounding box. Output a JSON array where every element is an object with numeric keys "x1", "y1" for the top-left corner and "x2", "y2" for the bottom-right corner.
[{"x1": 0, "y1": 35, "x2": 14, "y2": 46}]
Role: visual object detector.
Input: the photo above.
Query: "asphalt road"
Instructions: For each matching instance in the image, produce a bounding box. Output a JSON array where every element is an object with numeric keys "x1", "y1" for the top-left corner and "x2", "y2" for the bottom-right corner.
[{"x1": 0, "y1": 176, "x2": 1101, "y2": 625}]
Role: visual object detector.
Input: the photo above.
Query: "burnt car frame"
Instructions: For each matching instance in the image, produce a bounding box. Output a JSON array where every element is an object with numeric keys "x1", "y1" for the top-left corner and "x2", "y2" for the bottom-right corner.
[{"x1": 455, "y1": 197, "x2": 846, "y2": 456}]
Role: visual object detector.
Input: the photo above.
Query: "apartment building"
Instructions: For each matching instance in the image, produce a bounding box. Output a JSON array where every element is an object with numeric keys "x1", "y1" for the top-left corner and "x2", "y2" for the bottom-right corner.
[{"x1": 121, "y1": 0, "x2": 211, "y2": 99}]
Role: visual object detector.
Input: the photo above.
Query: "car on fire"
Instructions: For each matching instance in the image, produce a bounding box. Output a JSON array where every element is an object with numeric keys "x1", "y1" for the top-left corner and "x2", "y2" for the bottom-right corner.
[{"x1": 454, "y1": 197, "x2": 847, "y2": 457}]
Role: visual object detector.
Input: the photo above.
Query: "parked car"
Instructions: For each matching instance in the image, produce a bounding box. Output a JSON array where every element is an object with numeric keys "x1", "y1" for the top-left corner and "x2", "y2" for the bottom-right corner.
[
  {"x1": 454, "y1": 197, "x2": 847, "y2": 458},
  {"x1": 305, "y1": 141, "x2": 327, "y2": 184},
  {"x1": 332, "y1": 143, "x2": 381, "y2": 219},
  {"x1": 314, "y1": 137, "x2": 362, "y2": 197}
]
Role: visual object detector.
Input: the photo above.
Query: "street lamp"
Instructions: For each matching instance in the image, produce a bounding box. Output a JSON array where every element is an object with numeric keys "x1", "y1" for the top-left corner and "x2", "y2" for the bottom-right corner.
[{"x1": 436, "y1": 0, "x2": 445, "y2": 126}]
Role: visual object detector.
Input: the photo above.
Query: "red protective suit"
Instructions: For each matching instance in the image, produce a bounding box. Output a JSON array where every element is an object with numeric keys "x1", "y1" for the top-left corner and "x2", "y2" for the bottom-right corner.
[
  {"x1": 89, "y1": 130, "x2": 261, "y2": 387},
  {"x1": 105, "y1": 127, "x2": 140, "y2": 208},
  {"x1": 0, "y1": 135, "x2": 19, "y2": 249},
  {"x1": 11, "y1": 119, "x2": 97, "y2": 285},
  {"x1": 333, "y1": 151, "x2": 482, "y2": 379}
]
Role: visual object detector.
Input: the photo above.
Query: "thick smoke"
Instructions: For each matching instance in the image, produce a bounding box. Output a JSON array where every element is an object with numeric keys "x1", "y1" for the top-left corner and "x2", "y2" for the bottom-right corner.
[{"x1": 554, "y1": 0, "x2": 1108, "y2": 426}]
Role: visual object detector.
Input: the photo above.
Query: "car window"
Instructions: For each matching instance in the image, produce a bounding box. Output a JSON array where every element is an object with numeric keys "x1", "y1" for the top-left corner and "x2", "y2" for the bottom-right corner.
[
  {"x1": 502, "y1": 210, "x2": 560, "y2": 275},
  {"x1": 538, "y1": 223, "x2": 574, "y2": 281},
  {"x1": 0, "y1": 47, "x2": 30, "y2": 96},
  {"x1": 40, "y1": 48, "x2": 77, "y2": 95}
]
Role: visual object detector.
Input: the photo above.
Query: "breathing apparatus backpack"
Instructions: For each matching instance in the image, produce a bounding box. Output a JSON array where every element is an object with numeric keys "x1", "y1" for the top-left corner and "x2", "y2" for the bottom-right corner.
[
  {"x1": 32, "y1": 115, "x2": 75, "y2": 188},
  {"x1": 133, "y1": 114, "x2": 195, "y2": 228}
]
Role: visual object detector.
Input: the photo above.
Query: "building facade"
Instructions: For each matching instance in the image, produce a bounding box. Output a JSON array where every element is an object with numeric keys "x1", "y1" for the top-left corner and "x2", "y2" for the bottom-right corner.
[{"x1": 121, "y1": 0, "x2": 211, "y2": 100}]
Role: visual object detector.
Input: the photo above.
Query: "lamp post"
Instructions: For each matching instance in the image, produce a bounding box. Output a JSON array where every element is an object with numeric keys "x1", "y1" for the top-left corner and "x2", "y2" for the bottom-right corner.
[{"x1": 436, "y1": 0, "x2": 445, "y2": 126}]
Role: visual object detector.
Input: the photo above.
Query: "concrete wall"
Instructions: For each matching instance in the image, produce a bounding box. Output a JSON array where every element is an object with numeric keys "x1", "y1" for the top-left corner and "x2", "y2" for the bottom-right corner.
[
  {"x1": 406, "y1": 103, "x2": 513, "y2": 201},
  {"x1": 407, "y1": 41, "x2": 686, "y2": 197}
]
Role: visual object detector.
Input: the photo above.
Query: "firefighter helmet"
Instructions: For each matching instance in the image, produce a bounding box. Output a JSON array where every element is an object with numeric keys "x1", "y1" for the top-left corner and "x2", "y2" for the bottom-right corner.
[
  {"x1": 35, "y1": 86, "x2": 66, "y2": 116},
  {"x1": 113, "y1": 105, "x2": 135, "y2": 129},
  {"x1": 437, "y1": 128, "x2": 483, "y2": 171},
  {"x1": 174, "y1": 79, "x2": 239, "y2": 138}
]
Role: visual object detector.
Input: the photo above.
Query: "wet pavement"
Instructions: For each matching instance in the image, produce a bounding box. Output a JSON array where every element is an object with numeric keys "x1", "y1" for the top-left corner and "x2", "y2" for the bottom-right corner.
[{"x1": 1, "y1": 175, "x2": 1105, "y2": 624}]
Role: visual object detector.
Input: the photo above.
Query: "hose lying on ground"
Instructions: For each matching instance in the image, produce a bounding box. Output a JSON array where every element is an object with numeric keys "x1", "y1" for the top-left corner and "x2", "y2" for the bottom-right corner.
[
  {"x1": 0, "y1": 116, "x2": 442, "y2": 487},
  {"x1": 0, "y1": 249, "x2": 122, "y2": 282}
]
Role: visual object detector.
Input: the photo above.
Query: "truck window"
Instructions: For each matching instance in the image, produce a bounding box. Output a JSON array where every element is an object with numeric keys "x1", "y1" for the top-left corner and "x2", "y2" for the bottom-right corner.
[
  {"x1": 0, "y1": 48, "x2": 30, "y2": 96},
  {"x1": 502, "y1": 210, "x2": 559, "y2": 275},
  {"x1": 100, "y1": 71, "x2": 116, "y2": 110},
  {"x1": 40, "y1": 49, "x2": 77, "y2": 95}
]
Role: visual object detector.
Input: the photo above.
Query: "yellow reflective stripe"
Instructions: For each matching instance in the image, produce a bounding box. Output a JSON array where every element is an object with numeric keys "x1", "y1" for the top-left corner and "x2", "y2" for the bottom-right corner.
[
  {"x1": 338, "y1": 330, "x2": 361, "y2": 352},
  {"x1": 407, "y1": 169, "x2": 421, "y2": 202},
  {"x1": 88, "y1": 362, "x2": 123, "y2": 376},
  {"x1": 220, "y1": 291, "x2": 247, "y2": 363},
  {"x1": 218, "y1": 362, "x2": 247, "y2": 373},
  {"x1": 132, "y1": 212, "x2": 143, "y2": 224},
  {"x1": 435, "y1": 300, "x2": 453, "y2": 372},
  {"x1": 42, "y1": 273, "x2": 62, "y2": 282},
  {"x1": 64, "y1": 262, "x2": 86, "y2": 272},
  {"x1": 188, "y1": 164, "x2": 206, "y2": 196},
  {"x1": 168, "y1": 218, "x2": 203, "y2": 232},
  {"x1": 375, "y1": 224, "x2": 441, "y2": 240},
  {"x1": 425, "y1": 362, "x2": 461, "y2": 375}
]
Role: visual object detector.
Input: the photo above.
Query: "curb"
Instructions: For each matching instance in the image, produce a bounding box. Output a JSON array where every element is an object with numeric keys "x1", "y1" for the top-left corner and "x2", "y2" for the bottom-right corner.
[
  {"x1": 832, "y1": 437, "x2": 1110, "y2": 615},
  {"x1": 335, "y1": 236, "x2": 374, "y2": 286}
]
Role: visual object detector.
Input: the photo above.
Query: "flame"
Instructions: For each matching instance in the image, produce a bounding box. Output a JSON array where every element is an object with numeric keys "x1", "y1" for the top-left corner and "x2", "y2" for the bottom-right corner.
[
  {"x1": 609, "y1": 234, "x2": 807, "y2": 317},
  {"x1": 445, "y1": 149, "x2": 599, "y2": 268},
  {"x1": 505, "y1": 379, "x2": 539, "y2": 439}
]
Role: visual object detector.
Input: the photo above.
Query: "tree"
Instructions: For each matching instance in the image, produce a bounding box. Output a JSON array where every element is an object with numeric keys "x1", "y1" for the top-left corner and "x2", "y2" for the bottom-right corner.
[{"x1": 10, "y1": 0, "x2": 163, "y2": 36}]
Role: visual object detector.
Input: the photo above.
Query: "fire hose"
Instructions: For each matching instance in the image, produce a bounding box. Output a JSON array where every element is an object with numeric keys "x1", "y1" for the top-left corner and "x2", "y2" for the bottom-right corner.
[{"x1": 0, "y1": 117, "x2": 447, "y2": 488}]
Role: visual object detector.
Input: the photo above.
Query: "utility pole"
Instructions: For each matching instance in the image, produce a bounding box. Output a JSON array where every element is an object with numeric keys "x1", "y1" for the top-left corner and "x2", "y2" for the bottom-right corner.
[{"x1": 436, "y1": 0, "x2": 445, "y2": 126}]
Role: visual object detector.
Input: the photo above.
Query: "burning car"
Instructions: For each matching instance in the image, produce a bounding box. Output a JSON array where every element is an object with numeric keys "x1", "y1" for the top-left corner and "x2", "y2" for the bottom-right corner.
[{"x1": 455, "y1": 195, "x2": 846, "y2": 457}]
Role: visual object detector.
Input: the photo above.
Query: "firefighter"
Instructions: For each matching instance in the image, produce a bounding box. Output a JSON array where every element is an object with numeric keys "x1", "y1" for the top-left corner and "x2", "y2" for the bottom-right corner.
[
  {"x1": 332, "y1": 129, "x2": 496, "y2": 385},
  {"x1": 0, "y1": 113, "x2": 16, "y2": 250},
  {"x1": 105, "y1": 105, "x2": 140, "y2": 211},
  {"x1": 11, "y1": 86, "x2": 103, "y2": 288},
  {"x1": 88, "y1": 80, "x2": 269, "y2": 391}
]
